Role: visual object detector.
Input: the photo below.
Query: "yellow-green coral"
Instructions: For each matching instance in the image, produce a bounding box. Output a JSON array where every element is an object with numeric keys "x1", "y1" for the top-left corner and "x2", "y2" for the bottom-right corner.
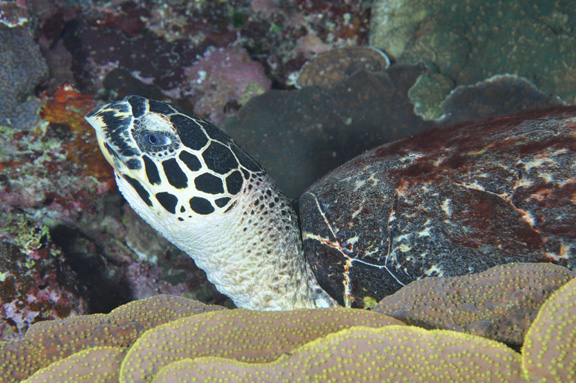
[
  {"x1": 151, "y1": 326, "x2": 524, "y2": 383},
  {"x1": 121, "y1": 308, "x2": 403, "y2": 383},
  {"x1": 0, "y1": 295, "x2": 224, "y2": 383},
  {"x1": 374, "y1": 263, "x2": 575, "y2": 346},
  {"x1": 2, "y1": 264, "x2": 574, "y2": 383},
  {"x1": 522, "y1": 276, "x2": 576, "y2": 382},
  {"x1": 22, "y1": 346, "x2": 124, "y2": 383}
]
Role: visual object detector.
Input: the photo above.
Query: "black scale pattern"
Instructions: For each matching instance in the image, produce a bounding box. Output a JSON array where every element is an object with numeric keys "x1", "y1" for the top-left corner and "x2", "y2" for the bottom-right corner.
[
  {"x1": 162, "y1": 158, "x2": 188, "y2": 189},
  {"x1": 179, "y1": 151, "x2": 201, "y2": 171},
  {"x1": 155, "y1": 192, "x2": 178, "y2": 214},
  {"x1": 202, "y1": 141, "x2": 239, "y2": 174},
  {"x1": 143, "y1": 155, "x2": 161, "y2": 185},
  {"x1": 194, "y1": 173, "x2": 225, "y2": 194}
]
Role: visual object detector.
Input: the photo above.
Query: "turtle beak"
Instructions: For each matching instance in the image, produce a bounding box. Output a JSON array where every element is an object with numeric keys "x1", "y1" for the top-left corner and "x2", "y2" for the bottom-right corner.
[
  {"x1": 85, "y1": 101, "x2": 139, "y2": 173},
  {"x1": 85, "y1": 106, "x2": 121, "y2": 171}
]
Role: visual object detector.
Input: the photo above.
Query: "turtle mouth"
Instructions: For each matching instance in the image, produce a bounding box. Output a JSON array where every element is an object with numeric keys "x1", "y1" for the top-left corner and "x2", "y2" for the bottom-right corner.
[
  {"x1": 94, "y1": 131, "x2": 122, "y2": 171},
  {"x1": 86, "y1": 110, "x2": 123, "y2": 172}
]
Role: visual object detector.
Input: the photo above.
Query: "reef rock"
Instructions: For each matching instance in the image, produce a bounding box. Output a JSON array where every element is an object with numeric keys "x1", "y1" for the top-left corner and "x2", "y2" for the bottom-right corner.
[
  {"x1": 224, "y1": 63, "x2": 433, "y2": 198},
  {"x1": 299, "y1": 106, "x2": 576, "y2": 308},
  {"x1": 370, "y1": 0, "x2": 576, "y2": 117},
  {"x1": 0, "y1": 25, "x2": 48, "y2": 130}
]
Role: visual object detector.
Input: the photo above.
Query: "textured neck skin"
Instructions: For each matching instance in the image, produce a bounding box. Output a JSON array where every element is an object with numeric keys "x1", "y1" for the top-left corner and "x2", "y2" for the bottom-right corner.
[{"x1": 117, "y1": 167, "x2": 335, "y2": 310}]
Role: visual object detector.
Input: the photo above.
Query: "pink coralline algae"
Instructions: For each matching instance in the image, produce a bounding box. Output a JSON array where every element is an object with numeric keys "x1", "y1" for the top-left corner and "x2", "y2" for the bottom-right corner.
[
  {"x1": 0, "y1": 218, "x2": 87, "y2": 341},
  {"x1": 184, "y1": 46, "x2": 271, "y2": 123}
]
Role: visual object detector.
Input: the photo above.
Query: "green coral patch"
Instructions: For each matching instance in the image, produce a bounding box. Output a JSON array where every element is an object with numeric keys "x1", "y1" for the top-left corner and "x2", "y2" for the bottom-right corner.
[
  {"x1": 151, "y1": 326, "x2": 523, "y2": 383},
  {"x1": 120, "y1": 308, "x2": 403, "y2": 383}
]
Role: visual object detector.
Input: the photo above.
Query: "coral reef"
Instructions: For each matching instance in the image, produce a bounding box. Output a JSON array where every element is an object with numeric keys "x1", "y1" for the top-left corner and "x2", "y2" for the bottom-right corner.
[
  {"x1": 122, "y1": 309, "x2": 402, "y2": 383},
  {"x1": 374, "y1": 263, "x2": 575, "y2": 346},
  {"x1": 439, "y1": 75, "x2": 564, "y2": 124},
  {"x1": 153, "y1": 327, "x2": 523, "y2": 383},
  {"x1": 1, "y1": 2, "x2": 575, "y2": 371},
  {"x1": 0, "y1": 83, "x2": 108, "y2": 222},
  {"x1": 0, "y1": 217, "x2": 87, "y2": 342},
  {"x1": 370, "y1": 0, "x2": 576, "y2": 118},
  {"x1": 0, "y1": 2, "x2": 30, "y2": 28},
  {"x1": 522, "y1": 275, "x2": 576, "y2": 382},
  {"x1": 1, "y1": 267, "x2": 574, "y2": 382},
  {"x1": 0, "y1": 79, "x2": 227, "y2": 319},
  {"x1": 295, "y1": 46, "x2": 390, "y2": 88},
  {"x1": 23, "y1": 346, "x2": 124, "y2": 383},
  {"x1": 49, "y1": 0, "x2": 370, "y2": 120}
]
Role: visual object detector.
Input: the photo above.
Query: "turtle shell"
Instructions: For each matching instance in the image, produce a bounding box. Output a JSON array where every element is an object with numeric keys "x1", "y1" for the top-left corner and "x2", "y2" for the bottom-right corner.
[{"x1": 298, "y1": 106, "x2": 576, "y2": 309}]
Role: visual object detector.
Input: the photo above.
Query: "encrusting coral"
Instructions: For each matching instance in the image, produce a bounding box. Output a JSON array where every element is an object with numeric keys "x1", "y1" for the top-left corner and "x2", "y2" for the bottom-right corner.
[
  {"x1": 373, "y1": 263, "x2": 575, "y2": 346},
  {"x1": 121, "y1": 309, "x2": 403, "y2": 383},
  {"x1": 0, "y1": 295, "x2": 224, "y2": 382},
  {"x1": 151, "y1": 326, "x2": 524, "y2": 383},
  {"x1": 21, "y1": 346, "x2": 125, "y2": 383},
  {"x1": 1, "y1": 264, "x2": 574, "y2": 383}
]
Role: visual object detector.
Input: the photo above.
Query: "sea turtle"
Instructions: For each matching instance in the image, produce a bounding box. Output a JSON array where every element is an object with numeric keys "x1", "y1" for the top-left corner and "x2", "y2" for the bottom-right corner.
[{"x1": 85, "y1": 96, "x2": 576, "y2": 310}]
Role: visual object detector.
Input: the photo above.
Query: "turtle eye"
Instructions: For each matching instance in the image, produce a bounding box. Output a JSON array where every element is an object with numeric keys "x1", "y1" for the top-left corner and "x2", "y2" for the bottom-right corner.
[{"x1": 141, "y1": 131, "x2": 171, "y2": 146}]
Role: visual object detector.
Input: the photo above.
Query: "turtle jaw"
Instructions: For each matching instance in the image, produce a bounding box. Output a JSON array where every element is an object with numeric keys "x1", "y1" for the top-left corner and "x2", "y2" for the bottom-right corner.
[
  {"x1": 85, "y1": 99, "x2": 143, "y2": 174},
  {"x1": 93, "y1": 130, "x2": 122, "y2": 172}
]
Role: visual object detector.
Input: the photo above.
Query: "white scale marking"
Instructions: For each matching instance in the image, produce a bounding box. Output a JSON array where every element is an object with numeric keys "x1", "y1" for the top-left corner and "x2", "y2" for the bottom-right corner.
[{"x1": 304, "y1": 192, "x2": 406, "y2": 294}]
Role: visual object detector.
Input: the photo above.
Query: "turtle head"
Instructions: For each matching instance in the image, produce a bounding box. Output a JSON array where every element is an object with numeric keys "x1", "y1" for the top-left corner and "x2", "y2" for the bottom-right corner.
[
  {"x1": 86, "y1": 95, "x2": 335, "y2": 310},
  {"x1": 85, "y1": 95, "x2": 263, "y2": 234}
]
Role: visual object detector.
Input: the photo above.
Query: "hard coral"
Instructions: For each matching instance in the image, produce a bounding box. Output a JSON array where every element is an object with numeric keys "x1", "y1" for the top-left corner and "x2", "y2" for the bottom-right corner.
[
  {"x1": 152, "y1": 326, "x2": 523, "y2": 383},
  {"x1": 40, "y1": 83, "x2": 111, "y2": 182},
  {"x1": 0, "y1": 295, "x2": 224, "y2": 383},
  {"x1": 0, "y1": 81, "x2": 111, "y2": 222},
  {"x1": 522, "y1": 275, "x2": 576, "y2": 382},
  {"x1": 121, "y1": 308, "x2": 402, "y2": 383},
  {"x1": 439, "y1": 74, "x2": 564, "y2": 124},
  {"x1": 3, "y1": 282, "x2": 576, "y2": 383},
  {"x1": 296, "y1": 46, "x2": 390, "y2": 88},
  {"x1": 374, "y1": 263, "x2": 575, "y2": 347},
  {"x1": 22, "y1": 346, "x2": 124, "y2": 383},
  {"x1": 370, "y1": 0, "x2": 576, "y2": 115}
]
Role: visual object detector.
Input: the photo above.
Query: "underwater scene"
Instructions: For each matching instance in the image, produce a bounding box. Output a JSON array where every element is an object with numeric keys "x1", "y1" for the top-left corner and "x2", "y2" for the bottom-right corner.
[{"x1": 0, "y1": 0, "x2": 575, "y2": 381}]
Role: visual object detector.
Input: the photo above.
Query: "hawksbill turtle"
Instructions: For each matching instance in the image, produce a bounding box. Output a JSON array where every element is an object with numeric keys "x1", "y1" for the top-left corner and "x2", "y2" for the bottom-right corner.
[{"x1": 85, "y1": 96, "x2": 576, "y2": 310}]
